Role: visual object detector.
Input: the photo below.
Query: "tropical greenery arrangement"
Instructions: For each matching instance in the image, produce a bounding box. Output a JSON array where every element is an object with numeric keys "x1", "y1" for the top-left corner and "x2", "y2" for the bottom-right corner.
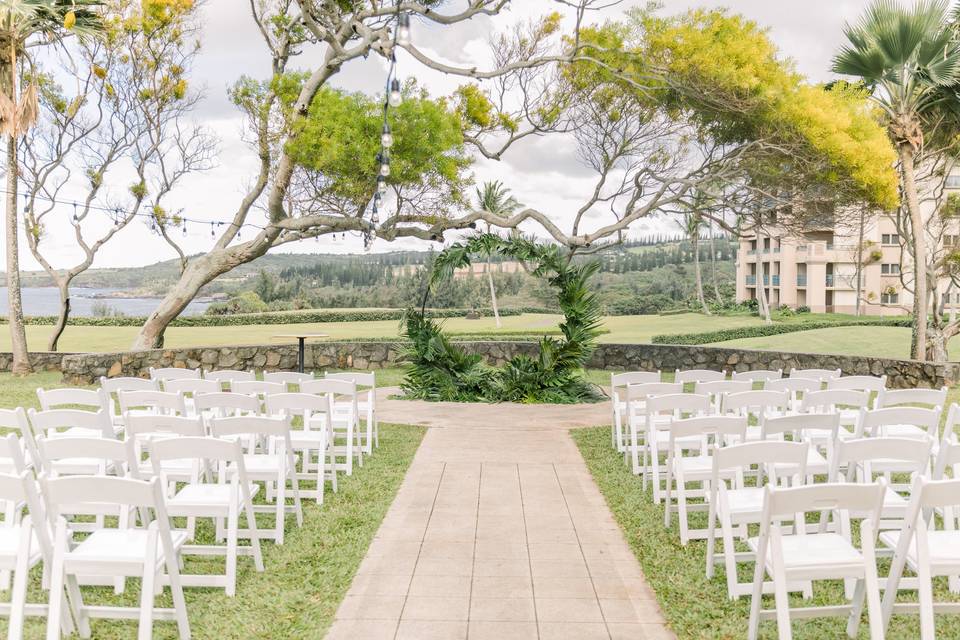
[{"x1": 399, "y1": 234, "x2": 604, "y2": 404}]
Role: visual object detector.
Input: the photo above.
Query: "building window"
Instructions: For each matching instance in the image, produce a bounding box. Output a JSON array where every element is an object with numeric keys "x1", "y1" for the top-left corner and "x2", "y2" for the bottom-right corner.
[
  {"x1": 881, "y1": 292, "x2": 899, "y2": 304},
  {"x1": 881, "y1": 233, "x2": 900, "y2": 246},
  {"x1": 946, "y1": 235, "x2": 959, "y2": 248},
  {"x1": 880, "y1": 263, "x2": 900, "y2": 275},
  {"x1": 946, "y1": 175, "x2": 960, "y2": 189}
]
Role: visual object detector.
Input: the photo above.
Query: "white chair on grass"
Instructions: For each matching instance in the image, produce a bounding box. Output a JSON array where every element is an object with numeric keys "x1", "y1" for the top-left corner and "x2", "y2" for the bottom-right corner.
[
  {"x1": 827, "y1": 375, "x2": 887, "y2": 405},
  {"x1": 788, "y1": 367, "x2": 841, "y2": 382},
  {"x1": 36, "y1": 388, "x2": 106, "y2": 413},
  {"x1": 208, "y1": 416, "x2": 303, "y2": 545},
  {"x1": 265, "y1": 393, "x2": 336, "y2": 504},
  {"x1": 99, "y1": 377, "x2": 158, "y2": 430},
  {"x1": 231, "y1": 381, "x2": 286, "y2": 413},
  {"x1": 662, "y1": 415, "x2": 747, "y2": 544},
  {"x1": 765, "y1": 377, "x2": 821, "y2": 413},
  {"x1": 263, "y1": 371, "x2": 314, "y2": 389},
  {"x1": 203, "y1": 369, "x2": 255, "y2": 391},
  {"x1": 149, "y1": 367, "x2": 201, "y2": 386},
  {"x1": 800, "y1": 389, "x2": 869, "y2": 440},
  {"x1": 641, "y1": 393, "x2": 712, "y2": 502},
  {"x1": 746, "y1": 481, "x2": 887, "y2": 640},
  {"x1": 877, "y1": 386, "x2": 948, "y2": 410},
  {"x1": 694, "y1": 380, "x2": 752, "y2": 413},
  {"x1": 880, "y1": 476, "x2": 960, "y2": 638},
  {"x1": 857, "y1": 406, "x2": 942, "y2": 442},
  {"x1": 0, "y1": 409, "x2": 39, "y2": 471},
  {"x1": 37, "y1": 436, "x2": 135, "y2": 479},
  {"x1": 193, "y1": 392, "x2": 261, "y2": 420},
  {"x1": 161, "y1": 378, "x2": 220, "y2": 397},
  {"x1": 124, "y1": 415, "x2": 207, "y2": 484},
  {"x1": 301, "y1": 379, "x2": 362, "y2": 476},
  {"x1": 706, "y1": 440, "x2": 810, "y2": 600},
  {"x1": 27, "y1": 409, "x2": 114, "y2": 441},
  {"x1": 0, "y1": 434, "x2": 31, "y2": 566},
  {"x1": 41, "y1": 474, "x2": 191, "y2": 640},
  {"x1": 149, "y1": 436, "x2": 264, "y2": 596},
  {"x1": 118, "y1": 390, "x2": 188, "y2": 419},
  {"x1": 760, "y1": 413, "x2": 841, "y2": 479},
  {"x1": 610, "y1": 371, "x2": 662, "y2": 451},
  {"x1": 326, "y1": 371, "x2": 379, "y2": 455},
  {"x1": 732, "y1": 369, "x2": 783, "y2": 384},
  {"x1": 721, "y1": 390, "x2": 791, "y2": 441},
  {"x1": 620, "y1": 382, "x2": 682, "y2": 469},
  {"x1": 675, "y1": 369, "x2": 727, "y2": 385}
]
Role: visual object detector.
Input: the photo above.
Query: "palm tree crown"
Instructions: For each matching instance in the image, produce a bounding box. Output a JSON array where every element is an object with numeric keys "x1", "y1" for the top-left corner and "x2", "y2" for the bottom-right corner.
[{"x1": 475, "y1": 180, "x2": 521, "y2": 219}]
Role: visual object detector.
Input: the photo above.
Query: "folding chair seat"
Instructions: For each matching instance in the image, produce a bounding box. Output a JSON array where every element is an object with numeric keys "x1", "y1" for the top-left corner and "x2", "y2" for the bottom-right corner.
[
  {"x1": 326, "y1": 372, "x2": 379, "y2": 455},
  {"x1": 208, "y1": 416, "x2": 302, "y2": 544},
  {"x1": 761, "y1": 413, "x2": 841, "y2": 479},
  {"x1": 641, "y1": 393, "x2": 712, "y2": 502},
  {"x1": 202, "y1": 369, "x2": 255, "y2": 391},
  {"x1": 706, "y1": 440, "x2": 810, "y2": 600},
  {"x1": 788, "y1": 367, "x2": 841, "y2": 382},
  {"x1": 118, "y1": 390, "x2": 188, "y2": 420},
  {"x1": 149, "y1": 367, "x2": 202, "y2": 387},
  {"x1": 662, "y1": 415, "x2": 747, "y2": 544},
  {"x1": 149, "y1": 436, "x2": 264, "y2": 596},
  {"x1": 731, "y1": 369, "x2": 783, "y2": 384},
  {"x1": 301, "y1": 379, "x2": 363, "y2": 476},
  {"x1": 747, "y1": 481, "x2": 887, "y2": 640},
  {"x1": 880, "y1": 476, "x2": 960, "y2": 639},
  {"x1": 674, "y1": 368, "x2": 727, "y2": 385},
  {"x1": 800, "y1": 389, "x2": 868, "y2": 439},
  {"x1": 610, "y1": 371, "x2": 661, "y2": 451},
  {"x1": 265, "y1": 392, "x2": 337, "y2": 504},
  {"x1": 41, "y1": 475, "x2": 191, "y2": 640},
  {"x1": 720, "y1": 390, "x2": 791, "y2": 441}
]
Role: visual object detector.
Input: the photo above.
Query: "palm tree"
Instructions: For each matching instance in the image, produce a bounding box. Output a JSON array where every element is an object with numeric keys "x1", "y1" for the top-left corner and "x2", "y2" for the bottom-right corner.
[
  {"x1": 474, "y1": 181, "x2": 521, "y2": 328},
  {"x1": 681, "y1": 211, "x2": 710, "y2": 314},
  {"x1": 0, "y1": 1, "x2": 101, "y2": 374},
  {"x1": 832, "y1": 0, "x2": 960, "y2": 361}
]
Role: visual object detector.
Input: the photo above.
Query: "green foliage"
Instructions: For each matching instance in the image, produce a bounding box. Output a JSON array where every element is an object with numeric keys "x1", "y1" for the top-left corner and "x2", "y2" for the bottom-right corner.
[
  {"x1": 400, "y1": 235, "x2": 604, "y2": 404},
  {"x1": 651, "y1": 316, "x2": 912, "y2": 345}
]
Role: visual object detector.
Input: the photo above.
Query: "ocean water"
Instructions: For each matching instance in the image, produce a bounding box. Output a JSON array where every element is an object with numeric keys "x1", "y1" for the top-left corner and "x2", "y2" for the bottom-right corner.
[{"x1": 0, "y1": 287, "x2": 210, "y2": 317}]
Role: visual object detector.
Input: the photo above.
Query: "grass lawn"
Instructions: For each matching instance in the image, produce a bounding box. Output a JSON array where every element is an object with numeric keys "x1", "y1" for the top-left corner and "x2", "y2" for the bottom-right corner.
[
  {"x1": 0, "y1": 312, "x2": 766, "y2": 353},
  {"x1": 0, "y1": 373, "x2": 426, "y2": 639},
  {"x1": 572, "y1": 426, "x2": 960, "y2": 639}
]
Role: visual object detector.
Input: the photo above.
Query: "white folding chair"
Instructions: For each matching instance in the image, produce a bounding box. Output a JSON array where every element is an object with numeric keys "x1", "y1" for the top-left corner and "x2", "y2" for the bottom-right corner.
[
  {"x1": 827, "y1": 375, "x2": 887, "y2": 408},
  {"x1": 765, "y1": 377, "x2": 821, "y2": 412},
  {"x1": 642, "y1": 393, "x2": 712, "y2": 502},
  {"x1": 149, "y1": 436, "x2": 264, "y2": 596},
  {"x1": 202, "y1": 369, "x2": 255, "y2": 391},
  {"x1": 881, "y1": 476, "x2": 960, "y2": 638},
  {"x1": 208, "y1": 416, "x2": 303, "y2": 544},
  {"x1": 662, "y1": 415, "x2": 747, "y2": 544},
  {"x1": 41, "y1": 474, "x2": 191, "y2": 640},
  {"x1": 231, "y1": 381, "x2": 286, "y2": 413},
  {"x1": 721, "y1": 390, "x2": 791, "y2": 441},
  {"x1": 788, "y1": 367, "x2": 841, "y2": 382},
  {"x1": 265, "y1": 392, "x2": 337, "y2": 504},
  {"x1": 0, "y1": 408, "x2": 39, "y2": 471},
  {"x1": 761, "y1": 413, "x2": 841, "y2": 479},
  {"x1": 877, "y1": 386, "x2": 948, "y2": 410},
  {"x1": 326, "y1": 372, "x2": 379, "y2": 455},
  {"x1": 622, "y1": 382, "x2": 683, "y2": 471},
  {"x1": 675, "y1": 368, "x2": 727, "y2": 384},
  {"x1": 800, "y1": 389, "x2": 869, "y2": 440},
  {"x1": 301, "y1": 379, "x2": 362, "y2": 476},
  {"x1": 732, "y1": 369, "x2": 783, "y2": 384},
  {"x1": 610, "y1": 371, "x2": 661, "y2": 451},
  {"x1": 161, "y1": 378, "x2": 220, "y2": 397},
  {"x1": 857, "y1": 406, "x2": 942, "y2": 442},
  {"x1": 36, "y1": 388, "x2": 105, "y2": 413},
  {"x1": 747, "y1": 481, "x2": 886, "y2": 640},
  {"x1": 0, "y1": 434, "x2": 30, "y2": 558},
  {"x1": 37, "y1": 436, "x2": 135, "y2": 479},
  {"x1": 149, "y1": 367, "x2": 202, "y2": 386},
  {"x1": 118, "y1": 390, "x2": 188, "y2": 419},
  {"x1": 706, "y1": 440, "x2": 810, "y2": 600},
  {"x1": 193, "y1": 392, "x2": 261, "y2": 420},
  {"x1": 694, "y1": 380, "x2": 752, "y2": 413},
  {"x1": 27, "y1": 409, "x2": 114, "y2": 441},
  {"x1": 99, "y1": 377, "x2": 158, "y2": 430},
  {"x1": 0, "y1": 471, "x2": 69, "y2": 639},
  {"x1": 123, "y1": 415, "x2": 207, "y2": 483},
  {"x1": 263, "y1": 371, "x2": 315, "y2": 389}
]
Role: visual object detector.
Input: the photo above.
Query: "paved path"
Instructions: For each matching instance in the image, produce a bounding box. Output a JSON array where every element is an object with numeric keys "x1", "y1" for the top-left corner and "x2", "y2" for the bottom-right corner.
[{"x1": 325, "y1": 390, "x2": 674, "y2": 640}]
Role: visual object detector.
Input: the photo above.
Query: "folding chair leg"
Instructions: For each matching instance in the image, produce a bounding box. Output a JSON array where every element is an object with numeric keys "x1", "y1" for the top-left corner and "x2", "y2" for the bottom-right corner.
[
  {"x1": 138, "y1": 533, "x2": 158, "y2": 640},
  {"x1": 275, "y1": 474, "x2": 286, "y2": 546},
  {"x1": 243, "y1": 497, "x2": 264, "y2": 573},
  {"x1": 772, "y1": 565, "x2": 793, "y2": 639},
  {"x1": 165, "y1": 553, "x2": 191, "y2": 640},
  {"x1": 917, "y1": 551, "x2": 936, "y2": 639},
  {"x1": 226, "y1": 502, "x2": 239, "y2": 597},
  {"x1": 747, "y1": 544, "x2": 766, "y2": 640},
  {"x1": 9, "y1": 526, "x2": 31, "y2": 640}
]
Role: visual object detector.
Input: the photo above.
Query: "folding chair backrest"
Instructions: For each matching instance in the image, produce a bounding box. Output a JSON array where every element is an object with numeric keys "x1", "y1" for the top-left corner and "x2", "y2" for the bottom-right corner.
[
  {"x1": 765, "y1": 377, "x2": 821, "y2": 395},
  {"x1": 763, "y1": 480, "x2": 885, "y2": 521},
  {"x1": 203, "y1": 370, "x2": 256, "y2": 386},
  {"x1": 625, "y1": 382, "x2": 682, "y2": 406},
  {"x1": 37, "y1": 387, "x2": 104, "y2": 412},
  {"x1": 208, "y1": 415, "x2": 292, "y2": 439},
  {"x1": 193, "y1": 392, "x2": 261, "y2": 416},
  {"x1": 645, "y1": 393, "x2": 711, "y2": 418},
  {"x1": 99, "y1": 376, "x2": 157, "y2": 394},
  {"x1": 731, "y1": 369, "x2": 783, "y2": 383},
  {"x1": 263, "y1": 371, "x2": 315, "y2": 386},
  {"x1": 122, "y1": 414, "x2": 206, "y2": 440},
  {"x1": 788, "y1": 368, "x2": 841, "y2": 381},
  {"x1": 0, "y1": 433, "x2": 28, "y2": 474},
  {"x1": 800, "y1": 389, "x2": 870, "y2": 413},
  {"x1": 326, "y1": 371, "x2": 376, "y2": 387},
  {"x1": 264, "y1": 392, "x2": 332, "y2": 419},
  {"x1": 0, "y1": 407, "x2": 39, "y2": 464},
  {"x1": 831, "y1": 437, "x2": 933, "y2": 481},
  {"x1": 301, "y1": 378, "x2": 357, "y2": 398},
  {"x1": 694, "y1": 380, "x2": 751, "y2": 396},
  {"x1": 231, "y1": 380, "x2": 286, "y2": 397},
  {"x1": 859, "y1": 406, "x2": 941, "y2": 438},
  {"x1": 41, "y1": 474, "x2": 169, "y2": 524},
  {"x1": 911, "y1": 476, "x2": 960, "y2": 511},
  {"x1": 761, "y1": 412, "x2": 840, "y2": 441},
  {"x1": 162, "y1": 378, "x2": 220, "y2": 396},
  {"x1": 149, "y1": 367, "x2": 201, "y2": 382},
  {"x1": 933, "y1": 438, "x2": 960, "y2": 479},
  {"x1": 38, "y1": 436, "x2": 135, "y2": 476},
  {"x1": 668, "y1": 415, "x2": 747, "y2": 443},
  {"x1": 149, "y1": 436, "x2": 247, "y2": 484},
  {"x1": 611, "y1": 371, "x2": 661, "y2": 388},
  {"x1": 878, "y1": 386, "x2": 947, "y2": 409},
  {"x1": 674, "y1": 369, "x2": 726, "y2": 384},
  {"x1": 827, "y1": 375, "x2": 887, "y2": 393},
  {"x1": 0, "y1": 471, "x2": 46, "y2": 531},
  {"x1": 118, "y1": 390, "x2": 187, "y2": 416},
  {"x1": 721, "y1": 390, "x2": 790, "y2": 416},
  {"x1": 27, "y1": 408, "x2": 113, "y2": 439},
  {"x1": 712, "y1": 440, "x2": 809, "y2": 485}
]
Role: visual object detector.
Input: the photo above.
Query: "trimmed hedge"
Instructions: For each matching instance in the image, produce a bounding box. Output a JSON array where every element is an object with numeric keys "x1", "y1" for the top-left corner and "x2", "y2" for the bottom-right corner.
[
  {"x1": 651, "y1": 317, "x2": 913, "y2": 345},
  {"x1": 0, "y1": 307, "x2": 557, "y2": 328}
]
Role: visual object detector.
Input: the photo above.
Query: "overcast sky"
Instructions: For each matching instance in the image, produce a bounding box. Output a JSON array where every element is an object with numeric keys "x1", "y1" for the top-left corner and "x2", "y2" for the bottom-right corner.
[{"x1": 10, "y1": 0, "x2": 875, "y2": 271}]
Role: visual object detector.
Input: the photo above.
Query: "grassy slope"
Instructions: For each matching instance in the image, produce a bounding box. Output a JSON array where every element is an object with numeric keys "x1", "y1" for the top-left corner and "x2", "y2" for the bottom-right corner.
[
  {"x1": 572, "y1": 426, "x2": 960, "y2": 639},
  {"x1": 0, "y1": 373, "x2": 425, "y2": 639},
  {"x1": 0, "y1": 313, "x2": 766, "y2": 353}
]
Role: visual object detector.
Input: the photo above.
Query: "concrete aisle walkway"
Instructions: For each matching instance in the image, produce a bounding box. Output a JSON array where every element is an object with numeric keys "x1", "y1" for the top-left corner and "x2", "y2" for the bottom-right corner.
[{"x1": 325, "y1": 390, "x2": 675, "y2": 640}]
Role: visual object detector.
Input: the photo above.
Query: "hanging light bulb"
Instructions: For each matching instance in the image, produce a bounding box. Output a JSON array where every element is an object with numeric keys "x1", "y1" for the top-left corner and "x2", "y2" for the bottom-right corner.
[
  {"x1": 396, "y1": 13, "x2": 411, "y2": 47},
  {"x1": 381, "y1": 123, "x2": 393, "y2": 148},
  {"x1": 371, "y1": 202, "x2": 380, "y2": 225},
  {"x1": 72, "y1": 203, "x2": 79, "y2": 223},
  {"x1": 182, "y1": 220, "x2": 188, "y2": 236},
  {"x1": 379, "y1": 152, "x2": 391, "y2": 177},
  {"x1": 388, "y1": 79, "x2": 402, "y2": 107},
  {"x1": 210, "y1": 221, "x2": 215, "y2": 238},
  {"x1": 377, "y1": 175, "x2": 388, "y2": 196}
]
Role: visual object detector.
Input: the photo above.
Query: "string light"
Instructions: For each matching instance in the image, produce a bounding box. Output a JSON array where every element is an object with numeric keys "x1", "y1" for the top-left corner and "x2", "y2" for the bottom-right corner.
[
  {"x1": 72, "y1": 202, "x2": 78, "y2": 224},
  {"x1": 381, "y1": 123, "x2": 393, "y2": 148},
  {"x1": 396, "y1": 13, "x2": 411, "y2": 47},
  {"x1": 388, "y1": 79, "x2": 402, "y2": 107}
]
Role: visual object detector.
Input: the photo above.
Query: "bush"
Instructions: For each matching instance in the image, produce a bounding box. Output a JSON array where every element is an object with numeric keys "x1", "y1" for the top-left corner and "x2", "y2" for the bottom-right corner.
[
  {"x1": 797, "y1": 305, "x2": 811, "y2": 314},
  {"x1": 650, "y1": 316, "x2": 912, "y2": 345}
]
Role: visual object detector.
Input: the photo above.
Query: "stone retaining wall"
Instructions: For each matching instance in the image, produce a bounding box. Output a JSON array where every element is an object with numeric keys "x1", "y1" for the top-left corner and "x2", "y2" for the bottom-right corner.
[
  {"x1": 0, "y1": 351, "x2": 75, "y2": 372},
  {"x1": 51, "y1": 340, "x2": 960, "y2": 389}
]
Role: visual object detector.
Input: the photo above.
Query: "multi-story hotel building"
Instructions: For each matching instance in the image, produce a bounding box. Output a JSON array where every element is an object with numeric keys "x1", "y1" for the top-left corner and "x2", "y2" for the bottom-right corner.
[{"x1": 735, "y1": 173, "x2": 960, "y2": 315}]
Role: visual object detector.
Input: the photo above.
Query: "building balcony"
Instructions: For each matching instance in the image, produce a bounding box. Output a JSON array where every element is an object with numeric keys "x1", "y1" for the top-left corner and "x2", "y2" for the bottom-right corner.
[
  {"x1": 797, "y1": 276, "x2": 807, "y2": 286},
  {"x1": 745, "y1": 275, "x2": 779, "y2": 286},
  {"x1": 745, "y1": 275, "x2": 756, "y2": 285}
]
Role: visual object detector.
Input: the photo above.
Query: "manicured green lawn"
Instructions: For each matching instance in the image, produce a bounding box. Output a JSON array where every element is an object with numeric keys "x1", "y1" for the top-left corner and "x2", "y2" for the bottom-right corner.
[
  {"x1": 0, "y1": 373, "x2": 425, "y2": 639},
  {"x1": 572, "y1": 426, "x2": 960, "y2": 639}
]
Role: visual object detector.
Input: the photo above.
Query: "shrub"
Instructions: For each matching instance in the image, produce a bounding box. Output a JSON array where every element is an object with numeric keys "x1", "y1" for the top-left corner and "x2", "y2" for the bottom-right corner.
[
  {"x1": 797, "y1": 305, "x2": 811, "y2": 313},
  {"x1": 650, "y1": 316, "x2": 912, "y2": 345}
]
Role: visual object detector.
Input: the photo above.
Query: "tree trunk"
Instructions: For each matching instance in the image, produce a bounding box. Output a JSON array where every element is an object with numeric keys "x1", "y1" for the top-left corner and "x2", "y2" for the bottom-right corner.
[
  {"x1": 755, "y1": 249, "x2": 772, "y2": 324},
  {"x1": 47, "y1": 279, "x2": 71, "y2": 352},
  {"x1": 692, "y1": 233, "x2": 710, "y2": 314},
  {"x1": 901, "y1": 144, "x2": 928, "y2": 360},
  {"x1": 709, "y1": 226, "x2": 722, "y2": 304},
  {"x1": 484, "y1": 261, "x2": 501, "y2": 328},
  {"x1": 854, "y1": 208, "x2": 865, "y2": 317},
  {"x1": 5, "y1": 136, "x2": 31, "y2": 373}
]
